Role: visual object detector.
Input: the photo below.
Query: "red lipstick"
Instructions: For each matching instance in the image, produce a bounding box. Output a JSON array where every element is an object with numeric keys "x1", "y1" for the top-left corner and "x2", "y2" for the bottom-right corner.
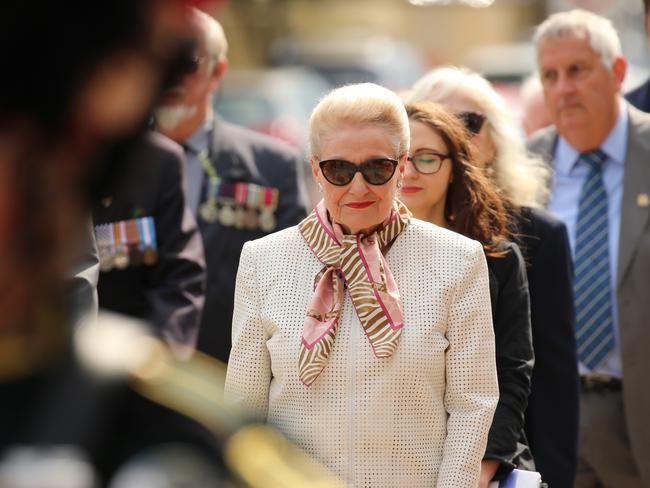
[{"x1": 345, "y1": 201, "x2": 374, "y2": 209}]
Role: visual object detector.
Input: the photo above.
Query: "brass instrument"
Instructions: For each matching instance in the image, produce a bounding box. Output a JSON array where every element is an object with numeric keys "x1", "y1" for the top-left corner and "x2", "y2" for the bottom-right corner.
[{"x1": 75, "y1": 313, "x2": 345, "y2": 488}]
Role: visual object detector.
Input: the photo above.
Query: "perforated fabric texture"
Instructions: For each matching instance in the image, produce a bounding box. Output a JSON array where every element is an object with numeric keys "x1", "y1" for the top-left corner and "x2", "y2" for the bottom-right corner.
[{"x1": 224, "y1": 218, "x2": 498, "y2": 487}]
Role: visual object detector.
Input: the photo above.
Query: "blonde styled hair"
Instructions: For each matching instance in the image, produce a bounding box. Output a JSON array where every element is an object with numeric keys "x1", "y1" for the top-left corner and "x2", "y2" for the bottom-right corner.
[
  {"x1": 309, "y1": 83, "x2": 410, "y2": 160},
  {"x1": 408, "y1": 66, "x2": 550, "y2": 209}
]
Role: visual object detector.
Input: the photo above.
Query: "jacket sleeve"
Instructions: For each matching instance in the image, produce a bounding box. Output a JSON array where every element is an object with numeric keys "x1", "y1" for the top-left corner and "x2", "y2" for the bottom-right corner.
[
  {"x1": 525, "y1": 219, "x2": 578, "y2": 488},
  {"x1": 224, "y1": 241, "x2": 271, "y2": 419},
  {"x1": 144, "y1": 146, "x2": 206, "y2": 358},
  {"x1": 484, "y1": 244, "x2": 534, "y2": 479},
  {"x1": 437, "y1": 242, "x2": 499, "y2": 488}
]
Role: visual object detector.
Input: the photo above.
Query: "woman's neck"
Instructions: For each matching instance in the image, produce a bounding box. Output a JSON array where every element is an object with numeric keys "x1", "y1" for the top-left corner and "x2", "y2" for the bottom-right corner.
[
  {"x1": 337, "y1": 221, "x2": 384, "y2": 236},
  {"x1": 325, "y1": 207, "x2": 390, "y2": 236},
  {"x1": 411, "y1": 203, "x2": 448, "y2": 229}
]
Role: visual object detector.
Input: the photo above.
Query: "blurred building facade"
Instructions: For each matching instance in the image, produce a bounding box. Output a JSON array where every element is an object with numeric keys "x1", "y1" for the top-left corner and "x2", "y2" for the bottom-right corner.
[{"x1": 206, "y1": 0, "x2": 648, "y2": 154}]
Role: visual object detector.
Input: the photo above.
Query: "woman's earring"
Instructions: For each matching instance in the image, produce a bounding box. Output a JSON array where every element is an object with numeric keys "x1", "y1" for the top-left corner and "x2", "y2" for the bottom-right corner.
[
  {"x1": 317, "y1": 182, "x2": 323, "y2": 193},
  {"x1": 397, "y1": 180, "x2": 403, "y2": 190}
]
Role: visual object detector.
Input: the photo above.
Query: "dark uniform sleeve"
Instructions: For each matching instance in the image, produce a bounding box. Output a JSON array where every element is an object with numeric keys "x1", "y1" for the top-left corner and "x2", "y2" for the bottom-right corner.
[
  {"x1": 144, "y1": 142, "x2": 206, "y2": 355},
  {"x1": 484, "y1": 243, "x2": 534, "y2": 479}
]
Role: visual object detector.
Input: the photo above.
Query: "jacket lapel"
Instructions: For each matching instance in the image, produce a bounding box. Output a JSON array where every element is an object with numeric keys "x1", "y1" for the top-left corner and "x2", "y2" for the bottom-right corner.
[
  {"x1": 617, "y1": 106, "x2": 650, "y2": 287},
  {"x1": 210, "y1": 116, "x2": 261, "y2": 180},
  {"x1": 527, "y1": 126, "x2": 558, "y2": 169}
]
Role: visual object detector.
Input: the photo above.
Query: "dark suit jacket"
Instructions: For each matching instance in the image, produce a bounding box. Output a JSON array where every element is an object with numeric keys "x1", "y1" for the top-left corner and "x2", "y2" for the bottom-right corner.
[
  {"x1": 511, "y1": 207, "x2": 579, "y2": 488},
  {"x1": 626, "y1": 77, "x2": 650, "y2": 113},
  {"x1": 528, "y1": 104, "x2": 650, "y2": 488},
  {"x1": 93, "y1": 132, "x2": 206, "y2": 351},
  {"x1": 196, "y1": 117, "x2": 307, "y2": 363},
  {"x1": 485, "y1": 240, "x2": 534, "y2": 480}
]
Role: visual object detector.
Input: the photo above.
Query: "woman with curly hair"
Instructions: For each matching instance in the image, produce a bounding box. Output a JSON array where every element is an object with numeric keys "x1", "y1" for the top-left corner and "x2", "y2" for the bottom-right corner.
[
  {"x1": 408, "y1": 67, "x2": 578, "y2": 488},
  {"x1": 401, "y1": 101, "x2": 534, "y2": 488}
]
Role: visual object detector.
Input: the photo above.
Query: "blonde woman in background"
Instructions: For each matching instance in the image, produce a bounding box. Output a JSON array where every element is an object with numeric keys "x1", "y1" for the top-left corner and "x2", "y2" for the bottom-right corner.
[
  {"x1": 409, "y1": 67, "x2": 579, "y2": 488},
  {"x1": 519, "y1": 75, "x2": 552, "y2": 137}
]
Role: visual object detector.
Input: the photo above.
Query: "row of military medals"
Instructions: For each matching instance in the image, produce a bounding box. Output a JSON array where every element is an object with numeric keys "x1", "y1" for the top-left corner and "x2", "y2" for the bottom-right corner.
[
  {"x1": 197, "y1": 150, "x2": 279, "y2": 232},
  {"x1": 95, "y1": 217, "x2": 158, "y2": 272}
]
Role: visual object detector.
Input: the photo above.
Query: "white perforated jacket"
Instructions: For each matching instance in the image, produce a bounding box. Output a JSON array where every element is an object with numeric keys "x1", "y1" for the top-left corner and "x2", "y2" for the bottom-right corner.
[{"x1": 225, "y1": 218, "x2": 498, "y2": 487}]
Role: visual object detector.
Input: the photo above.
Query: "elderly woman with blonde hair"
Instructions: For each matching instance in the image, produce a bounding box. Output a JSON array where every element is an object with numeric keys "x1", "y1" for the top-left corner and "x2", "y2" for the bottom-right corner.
[
  {"x1": 408, "y1": 67, "x2": 578, "y2": 488},
  {"x1": 225, "y1": 82, "x2": 498, "y2": 487}
]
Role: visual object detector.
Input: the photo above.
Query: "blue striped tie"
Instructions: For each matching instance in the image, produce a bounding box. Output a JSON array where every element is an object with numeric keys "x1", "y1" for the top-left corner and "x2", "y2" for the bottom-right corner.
[{"x1": 574, "y1": 149, "x2": 615, "y2": 370}]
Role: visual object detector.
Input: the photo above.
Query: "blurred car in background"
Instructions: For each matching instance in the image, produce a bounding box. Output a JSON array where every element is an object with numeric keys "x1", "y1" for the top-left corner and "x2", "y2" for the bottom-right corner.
[
  {"x1": 214, "y1": 35, "x2": 427, "y2": 149},
  {"x1": 269, "y1": 34, "x2": 428, "y2": 92},
  {"x1": 463, "y1": 41, "x2": 536, "y2": 84},
  {"x1": 214, "y1": 66, "x2": 332, "y2": 149}
]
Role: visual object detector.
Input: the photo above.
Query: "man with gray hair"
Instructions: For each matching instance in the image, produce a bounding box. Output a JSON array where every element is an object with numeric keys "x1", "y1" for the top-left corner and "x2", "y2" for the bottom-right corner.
[
  {"x1": 155, "y1": 8, "x2": 307, "y2": 363},
  {"x1": 528, "y1": 9, "x2": 650, "y2": 488}
]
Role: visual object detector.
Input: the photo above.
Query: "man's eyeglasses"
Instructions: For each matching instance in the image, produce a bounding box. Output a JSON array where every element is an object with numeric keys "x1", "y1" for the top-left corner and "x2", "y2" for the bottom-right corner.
[
  {"x1": 456, "y1": 111, "x2": 487, "y2": 135},
  {"x1": 407, "y1": 152, "x2": 451, "y2": 175},
  {"x1": 180, "y1": 54, "x2": 210, "y2": 75},
  {"x1": 318, "y1": 158, "x2": 398, "y2": 186}
]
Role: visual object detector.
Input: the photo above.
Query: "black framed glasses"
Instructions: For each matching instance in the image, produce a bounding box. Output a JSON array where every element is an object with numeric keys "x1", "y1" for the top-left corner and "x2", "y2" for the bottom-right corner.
[
  {"x1": 179, "y1": 53, "x2": 212, "y2": 75},
  {"x1": 407, "y1": 152, "x2": 451, "y2": 175},
  {"x1": 318, "y1": 158, "x2": 398, "y2": 186},
  {"x1": 456, "y1": 111, "x2": 487, "y2": 135}
]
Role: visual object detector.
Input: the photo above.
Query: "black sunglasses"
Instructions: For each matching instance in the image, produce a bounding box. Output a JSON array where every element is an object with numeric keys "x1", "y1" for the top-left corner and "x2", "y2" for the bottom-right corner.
[
  {"x1": 407, "y1": 152, "x2": 451, "y2": 175},
  {"x1": 318, "y1": 158, "x2": 398, "y2": 186},
  {"x1": 456, "y1": 111, "x2": 486, "y2": 135}
]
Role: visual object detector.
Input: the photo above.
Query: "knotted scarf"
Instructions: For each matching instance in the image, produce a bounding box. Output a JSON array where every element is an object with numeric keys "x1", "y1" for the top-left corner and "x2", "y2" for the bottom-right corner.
[{"x1": 297, "y1": 200, "x2": 412, "y2": 386}]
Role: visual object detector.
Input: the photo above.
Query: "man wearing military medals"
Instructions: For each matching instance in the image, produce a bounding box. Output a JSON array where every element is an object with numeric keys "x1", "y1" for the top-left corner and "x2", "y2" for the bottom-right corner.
[
  {"x1": 155, "y1": 8, "x2": 307, "y2": 363},
  {"x1": 93, "y1": 132, "x2": 207, "y2": 358}
]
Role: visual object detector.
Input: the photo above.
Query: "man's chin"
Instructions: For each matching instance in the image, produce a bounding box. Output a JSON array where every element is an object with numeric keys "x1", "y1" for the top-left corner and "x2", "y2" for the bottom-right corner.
[
  {"x1": 161, "y1": 85, "x2": 185, "y2": 100},
  {"x1": 154, "y1": 104, "x2": 197, "y2": 131},
  {"x1": 558, "y1": 110, "x2": 588, "y2": 128},
  {"x1": 159, "y1": 92, "x2": 183, "y2": 105}
]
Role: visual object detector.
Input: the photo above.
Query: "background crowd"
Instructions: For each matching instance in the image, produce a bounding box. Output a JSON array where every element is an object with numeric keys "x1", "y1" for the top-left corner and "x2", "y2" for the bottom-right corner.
[{"x1": 1, "y1": 1, "x2": 649, "y2": 487}]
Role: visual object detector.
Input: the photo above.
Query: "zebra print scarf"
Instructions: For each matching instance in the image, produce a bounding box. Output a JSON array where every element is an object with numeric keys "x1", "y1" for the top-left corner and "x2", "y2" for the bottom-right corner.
[{"x1": 297, "y1": 200, "x2": 411, "y2": 386}]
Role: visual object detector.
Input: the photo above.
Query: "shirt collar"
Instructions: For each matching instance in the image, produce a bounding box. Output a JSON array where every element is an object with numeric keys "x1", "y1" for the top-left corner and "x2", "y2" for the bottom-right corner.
[
  {"x1": 184, "y1": 112, "x2": 213, "y2": 155},
  {"x1": 554, "y1": 97, "x2": 628, "y2": 174}
]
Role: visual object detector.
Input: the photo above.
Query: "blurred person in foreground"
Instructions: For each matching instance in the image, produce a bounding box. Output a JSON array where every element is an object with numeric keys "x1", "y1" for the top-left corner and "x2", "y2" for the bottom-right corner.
[
  {"x1": 520, "y1": 75, "x2": 553, "y2": 137},
  {"x1": 409, "y1": 66, "x2": 578, "y2": 488},
  {"x1": 0, "y1": 0, "x2": 187, "y2": 379},
  {"x1": 0, "y1": 1, "x2": 228, "y2": 485},
  {"x1": 529, "y1": 9, "x2": 650, "y2": 487},
  {"x1": 224, "y1": 82, "x2": 498, "y2": 488},
  {"x1": 402, "y1": 101, "x2": 534, "y2": 488},
  {"x1": 154, "y1": 9, "x2": 307, "y2": 364}
]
